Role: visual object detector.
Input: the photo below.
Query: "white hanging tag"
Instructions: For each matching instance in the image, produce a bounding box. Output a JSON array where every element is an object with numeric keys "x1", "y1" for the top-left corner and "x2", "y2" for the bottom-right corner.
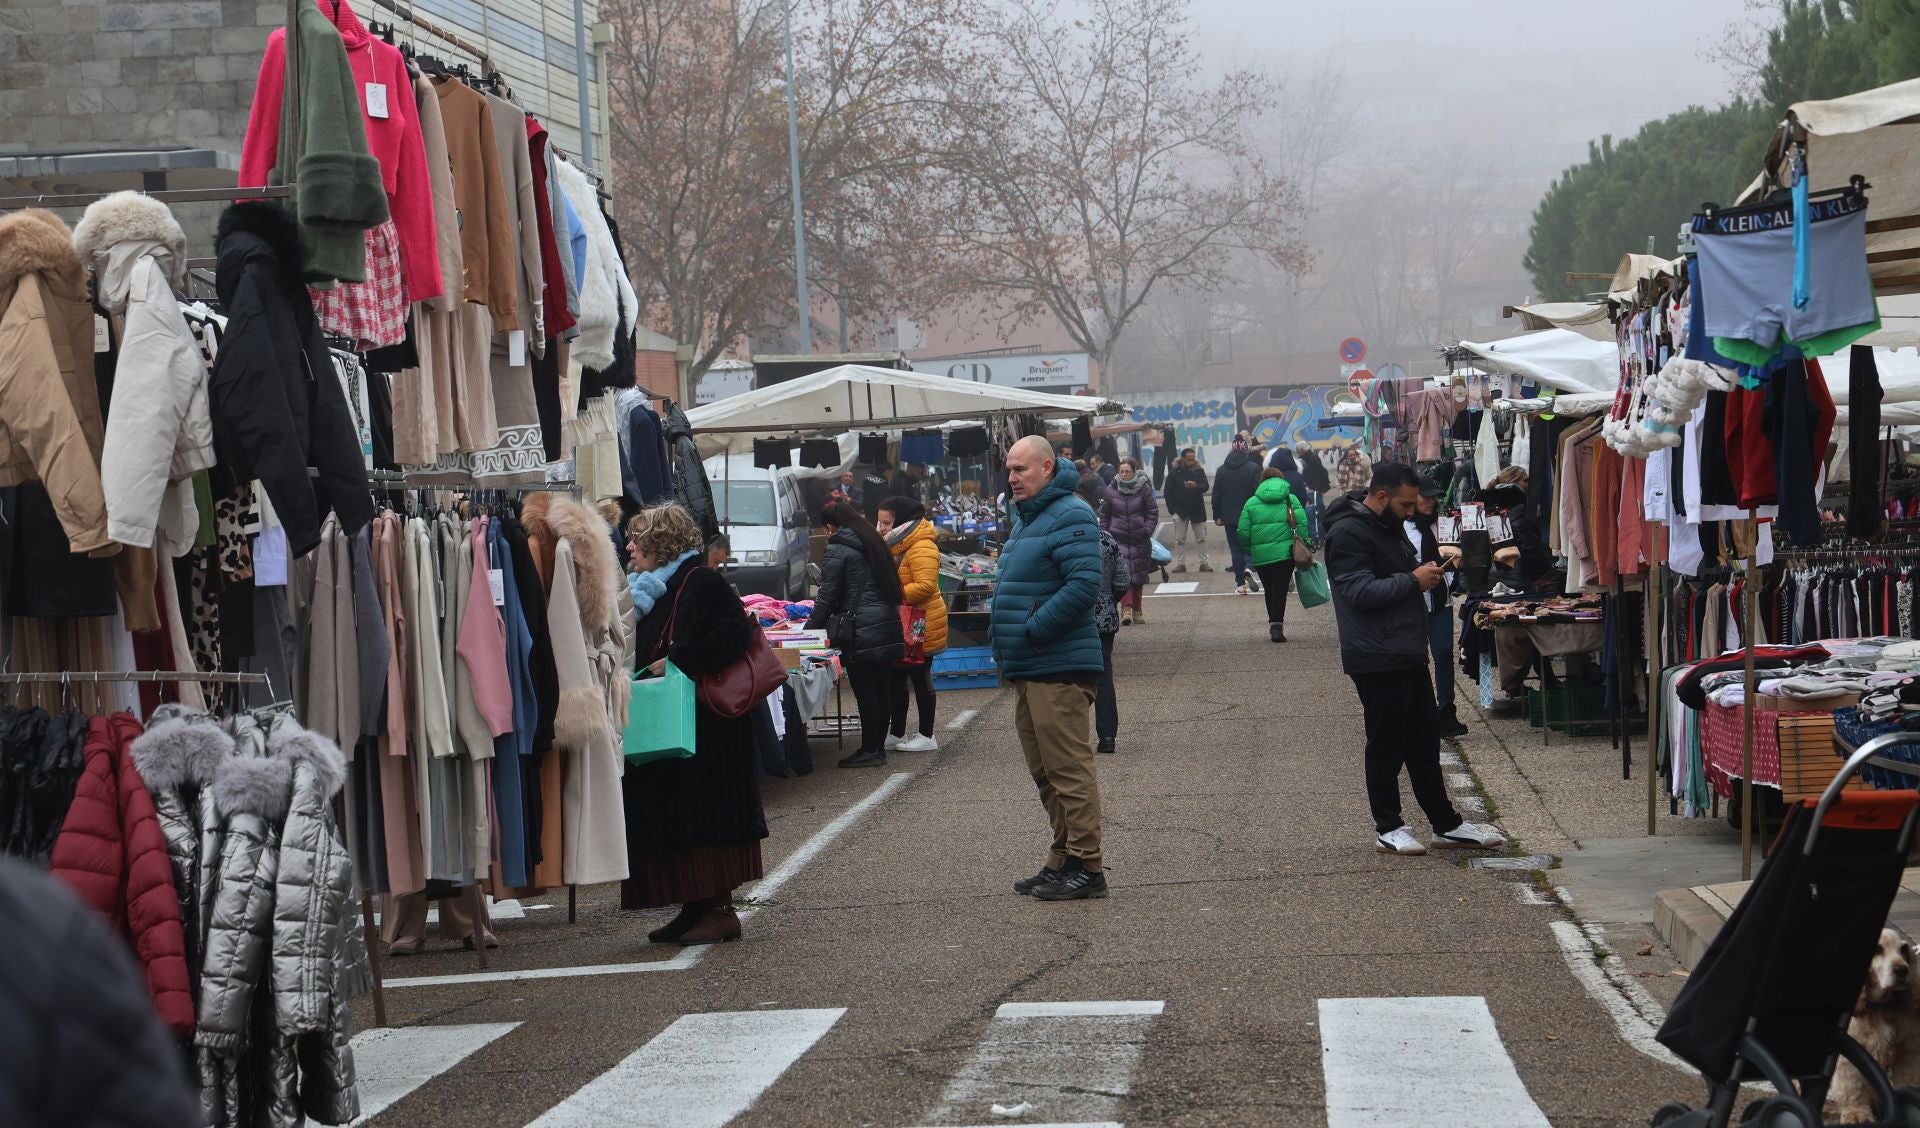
[
  {"x1": 94, "y1": 314, "x2": 111, "y2": 353},
  {"x1": 507, "y1": 329, "x2": 526, "y2": 367},
  {"x1": 489, "y1": 568, "x2": 506, "y2": 606},
  {"x1": 366, "y1": 83, "x2": 390, "y2": 119}
]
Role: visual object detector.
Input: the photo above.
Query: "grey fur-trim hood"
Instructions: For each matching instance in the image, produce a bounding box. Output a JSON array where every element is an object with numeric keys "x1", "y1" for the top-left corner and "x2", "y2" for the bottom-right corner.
[
  {"x1": 71, "y1": 190, "x2": 188, "y2": 289},
  {"x1": 129, "y1": 718, "x2": 233, "y2": 793},
  {"x1": 211, "y1": 755, "x2": 292, "y2": 821},
  {"x1": 267, "y1": 722, "x2": 347, "y2": 800}
]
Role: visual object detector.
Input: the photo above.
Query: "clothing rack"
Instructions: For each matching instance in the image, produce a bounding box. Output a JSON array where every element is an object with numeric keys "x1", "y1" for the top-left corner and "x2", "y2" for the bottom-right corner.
[
  {"x1": 0, "y1": 185, "x2": 294, "y2": 212},
  {"x1": 366, "y1": 0, "x2": 492, "y2": 72}
]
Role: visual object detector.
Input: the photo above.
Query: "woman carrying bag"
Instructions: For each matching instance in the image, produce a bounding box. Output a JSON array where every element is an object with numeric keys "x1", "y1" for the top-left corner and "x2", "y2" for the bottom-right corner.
[
  {"x1": 807, "y1": 501, "x2": 905, "y2": 768},
  {"x1": 622, "y1": 503, "x2": 769, "y2": 946},
  {"x1": 877, "y1": 497, "x2": 946, "y2": 752},
  {"x1": 1237, "y1": 468, "x2": 1312, "y2": 643}
]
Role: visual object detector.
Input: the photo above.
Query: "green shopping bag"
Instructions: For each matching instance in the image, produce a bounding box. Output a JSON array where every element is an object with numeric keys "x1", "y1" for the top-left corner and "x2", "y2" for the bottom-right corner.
[
  {"x1": 624, "y1": 660, "x2": 697, "y2": 765},
  {"x1": 1295, "y1": 560, "x2": 1331, "y2": 609}
]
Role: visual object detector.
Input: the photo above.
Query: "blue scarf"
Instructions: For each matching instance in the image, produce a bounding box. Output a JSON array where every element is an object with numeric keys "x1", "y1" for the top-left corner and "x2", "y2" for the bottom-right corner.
[{"x1": 627, "y1": 550, "x2": 699, "y2": 618}]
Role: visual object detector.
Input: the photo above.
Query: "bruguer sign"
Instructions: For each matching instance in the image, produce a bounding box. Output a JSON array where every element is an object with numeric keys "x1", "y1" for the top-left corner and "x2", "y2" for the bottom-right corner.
[{"x1": 938, "y1": 352, "x2": 1091, "y2": 389}]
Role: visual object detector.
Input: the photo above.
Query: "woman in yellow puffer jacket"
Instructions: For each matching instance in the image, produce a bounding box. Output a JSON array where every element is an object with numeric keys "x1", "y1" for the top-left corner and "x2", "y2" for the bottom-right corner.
[{"x1": 877, "y1": 497, "x2": 948, "y2": 751}]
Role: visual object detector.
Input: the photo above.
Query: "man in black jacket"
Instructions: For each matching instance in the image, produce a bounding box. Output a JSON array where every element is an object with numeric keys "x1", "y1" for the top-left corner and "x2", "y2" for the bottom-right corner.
[
  {"x1": 1323, "y1": 462, "x2": 1504, "y2": 857},
  {"x1": 1211, "y1": 435, "x2": 1264, "y2": 592},
  {"x1": 1162, "y1": 448, "x2": 1212, "y2": 573},
  {"x1": 1410, "y1": 478, "x2": 1470, "y2": 740}
]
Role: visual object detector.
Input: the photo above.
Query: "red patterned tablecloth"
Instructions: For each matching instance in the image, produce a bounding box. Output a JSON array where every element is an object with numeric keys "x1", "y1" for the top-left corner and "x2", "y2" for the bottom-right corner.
[{"x1": 1701, "y1": 702, "x2": 1830, "y2": 796}]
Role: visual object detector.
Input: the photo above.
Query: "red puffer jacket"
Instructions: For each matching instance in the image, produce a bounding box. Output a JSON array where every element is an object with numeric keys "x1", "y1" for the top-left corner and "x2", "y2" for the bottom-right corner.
[{"x1": 46, "y1": 713, "x2": 193, "y2": 1033}]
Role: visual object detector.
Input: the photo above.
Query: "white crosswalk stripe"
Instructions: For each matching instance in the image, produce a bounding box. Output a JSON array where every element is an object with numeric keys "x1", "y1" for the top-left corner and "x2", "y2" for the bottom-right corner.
[
  {"x1": 1318, "y1": 996, "x2": 1550, "y2": 1127},
  {"x1": 526, "y1": 1007, "x2": 847, "y2": 1127},
  {"x1": 917, "y1": 1000, "x2": 1165, "y2": 1128},
  {"x1": 348, "y1": 1022, "x2": 521, "y2": 1124}
]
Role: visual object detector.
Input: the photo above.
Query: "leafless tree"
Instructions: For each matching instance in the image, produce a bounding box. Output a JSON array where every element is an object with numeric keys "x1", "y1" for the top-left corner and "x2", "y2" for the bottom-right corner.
[
  {"x1": 1701, "y1": 0, "x2": 1780, "y2": 100},
  {"x1": 927, "y1": 0, "x2": 1309, "y2": 389}
]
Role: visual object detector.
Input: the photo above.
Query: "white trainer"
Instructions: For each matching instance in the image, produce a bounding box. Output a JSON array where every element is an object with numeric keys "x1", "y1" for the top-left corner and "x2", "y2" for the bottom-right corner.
[
  {"x1": 895, "y1": 734, "x2": 938, "y2": 752},
  {"x1": 1431, "y1": 821, "x2": 1507, "y2": 850},
  {"x1": 884, "y1": 735, "x2": 902, "y2": 751},
  {"x1": 1375, "y1": 826, "x2": 1427, "y2": 856}
]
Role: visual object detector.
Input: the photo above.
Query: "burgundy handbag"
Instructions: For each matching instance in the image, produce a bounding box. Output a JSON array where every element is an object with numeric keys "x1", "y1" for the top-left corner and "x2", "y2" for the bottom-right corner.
[{"x1": 658, "y1": 577, "x2": 789, "y2": 719}]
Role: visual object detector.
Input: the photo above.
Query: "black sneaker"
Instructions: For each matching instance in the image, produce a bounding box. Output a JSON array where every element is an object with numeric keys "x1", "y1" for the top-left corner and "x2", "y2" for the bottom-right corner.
[
  {"x1": 1013, "y1": 866, "x2": 1064, "y2": 895},
  {"x1": 838, "y1": 748, "x2": 887, "y2": 768},
  {"x1": 1268, "y1": 623, "x2": 1286, "y2": 643},
  {"x1": 1033, "y1": 867, "x2": 1108, "y2": 901},
  {"x1": 1096, "y1": 739, "x2": 1116, "y2": 754},
  {"x1": 1436, "y1": 708, "x2": 1469, "y2": 739}
]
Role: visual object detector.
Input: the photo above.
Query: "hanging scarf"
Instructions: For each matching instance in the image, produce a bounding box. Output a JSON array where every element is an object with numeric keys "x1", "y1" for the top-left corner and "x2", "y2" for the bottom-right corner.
[{"x1": 627, "y1": 549, "x2": 699, "y2": 618}]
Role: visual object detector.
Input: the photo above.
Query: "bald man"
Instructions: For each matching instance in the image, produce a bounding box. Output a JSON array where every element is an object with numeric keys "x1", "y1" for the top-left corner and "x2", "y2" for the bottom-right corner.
[{"x1": 991, "y1": 436, "x2": 1109, "y2": 901}]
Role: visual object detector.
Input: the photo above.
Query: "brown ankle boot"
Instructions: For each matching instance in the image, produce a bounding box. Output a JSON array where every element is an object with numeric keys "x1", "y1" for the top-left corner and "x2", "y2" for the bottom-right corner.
[
  {"x1": 674, "y1": 903, "x2": 743, "y2": 945},
  {"x1": 648, "y1": 902, "x2": 705, "y2": 944}
]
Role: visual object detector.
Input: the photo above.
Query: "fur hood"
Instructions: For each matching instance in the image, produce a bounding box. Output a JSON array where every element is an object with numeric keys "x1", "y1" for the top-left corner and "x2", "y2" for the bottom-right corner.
[
  {"x1": 0, "y1": 209, "x2": 82, "y2": 289},
  {"x1": 130, "y1": 718, "x2": 234, "y2": 793},
  {"x1": 212, "y1": 754, "x2": 292, "y2": 821},
  {"x1": 72, "y1": 191, "x2": 188, "y2": 285},
  {"x1": 524, "y1": 493, "x2": 621, "y2": 629},
  {"x1": 268, "y1": 722, "x2": 348, "y2": 800}
]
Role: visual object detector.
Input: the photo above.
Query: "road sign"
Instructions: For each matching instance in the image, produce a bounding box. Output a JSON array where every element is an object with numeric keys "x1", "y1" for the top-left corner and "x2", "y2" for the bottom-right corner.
[{"x1": 1339, "y1": 338, "x2": 1367, "y2": 364}]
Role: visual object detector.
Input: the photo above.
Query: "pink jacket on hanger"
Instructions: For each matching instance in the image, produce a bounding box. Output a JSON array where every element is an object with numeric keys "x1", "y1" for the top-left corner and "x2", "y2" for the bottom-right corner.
[{"x1": 239, "y1": 0, "x2": 443, "y2": 305}]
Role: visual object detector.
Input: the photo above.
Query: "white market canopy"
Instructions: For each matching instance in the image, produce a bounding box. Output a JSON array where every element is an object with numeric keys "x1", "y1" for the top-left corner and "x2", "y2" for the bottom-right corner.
[
  {"x1": 1504, "y1": 301, "x2": 1614, "y2": 342},
  {"x1": 1454, "y1": 329, "x2": 1621, "y2": 396},
  {"x1": 1499, "y1": 346, "x2": 1920, "y2": 422},
  {"x1": 1741, "y1": 77, "x2": 1920, "y2": 295},
  {"x1": 686, "y1": 364, "x2": 1118, "y2": 457}
]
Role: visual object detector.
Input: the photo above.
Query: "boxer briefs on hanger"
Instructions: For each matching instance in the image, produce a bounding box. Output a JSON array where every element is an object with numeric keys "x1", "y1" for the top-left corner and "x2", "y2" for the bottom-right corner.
[{"x1": 1692, "y1": 188, "x2": 1879, "y2": 367}]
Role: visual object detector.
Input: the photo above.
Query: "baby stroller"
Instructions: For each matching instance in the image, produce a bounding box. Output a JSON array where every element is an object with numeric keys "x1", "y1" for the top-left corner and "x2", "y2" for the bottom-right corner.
[{"x1": 1651, "y1": 734, "x2": 1920, "y2": 1127}]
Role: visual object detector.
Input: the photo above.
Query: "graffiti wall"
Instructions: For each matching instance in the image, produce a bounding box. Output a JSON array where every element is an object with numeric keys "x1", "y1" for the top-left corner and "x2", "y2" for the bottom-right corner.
[
  {"x1": 1123, "y1": 389, "x2": 1242, "y2": 467},
  {"x1": 1237, "y1": 384, "x2": 1365, "y2": 459}
]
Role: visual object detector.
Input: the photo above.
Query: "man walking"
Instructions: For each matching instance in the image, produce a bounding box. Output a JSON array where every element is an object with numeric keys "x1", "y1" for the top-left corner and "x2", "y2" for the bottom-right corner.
[
  {"x1": 1322, "y1": 462, "x2": 1505, "y2": 857},
  {"x1": 1211, "y1": 434, "x2": 1264, "y2": 594},
  {"x1": 1162, "y1": 448, "x2": 1212, "y2": 573},
  {"x1": 991, "y1": 436, "x2": 1108, "y2": 900},
  {"x1": 1410, "y1": 477, "x2": 1470, "y2": 739}
]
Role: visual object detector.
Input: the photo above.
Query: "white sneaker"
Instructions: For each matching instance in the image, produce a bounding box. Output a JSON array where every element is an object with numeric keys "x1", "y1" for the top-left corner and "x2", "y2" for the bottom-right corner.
[
  {"x1": 884, "y1": 735, "x2": 903, "y2": 751},
  {"x1": 1375, "y1": 826, "x2": 1427, "y2": 856},
  {"x1": 1235, "y1": 584, "x2": 1249, "y2": 596},
  {"x1": 1431, "y1": 821, "x2": 1507, "y2": 850},
  {"x1": 896, "y1": 734, "x2": 938, "y2": 752},
  {"x1": 1246, "y1": 574, "x2": 1263, "y2": 593}
]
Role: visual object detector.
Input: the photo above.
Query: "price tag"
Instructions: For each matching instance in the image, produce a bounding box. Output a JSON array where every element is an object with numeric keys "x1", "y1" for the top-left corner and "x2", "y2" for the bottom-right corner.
[
  {"x1": 489, "y1": 568, "x2": 505, "y2": 606},
  {"x1": 366, "y1": 83, "x2": 390, "y2": 119},
  {"x1": 94, "y1": 314, "x2": 111, "y2": 353},
  {"x1": 507, "y1": 329, "x2": 526, "y2": 367}
]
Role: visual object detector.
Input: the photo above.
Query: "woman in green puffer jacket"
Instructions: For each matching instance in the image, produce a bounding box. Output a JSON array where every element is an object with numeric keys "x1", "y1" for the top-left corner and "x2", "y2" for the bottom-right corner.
[{"x1": 1237, "y1": 469, "x2": 1310, "y2": 642}]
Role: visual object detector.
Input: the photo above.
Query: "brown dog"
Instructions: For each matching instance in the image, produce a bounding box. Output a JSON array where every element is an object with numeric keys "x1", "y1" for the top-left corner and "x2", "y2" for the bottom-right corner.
[{"x1": 1830, "y1": 927, "x2": 1920, "y2": 1122}]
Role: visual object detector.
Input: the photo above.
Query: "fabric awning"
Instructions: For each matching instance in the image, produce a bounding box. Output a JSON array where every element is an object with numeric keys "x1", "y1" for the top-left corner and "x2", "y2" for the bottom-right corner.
[
  {"x1": 1454, "y1": 330, "x2": 1621, "y2": 395},
  {"x1": 1504, "y1": 301, "x2": 1614, "y2": 342}
]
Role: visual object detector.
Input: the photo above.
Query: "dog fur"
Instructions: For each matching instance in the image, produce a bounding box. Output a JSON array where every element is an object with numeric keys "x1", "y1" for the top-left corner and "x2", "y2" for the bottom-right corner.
[{"x1": 1830, "y1": 927, "x2": 1920, "y2": 1122}]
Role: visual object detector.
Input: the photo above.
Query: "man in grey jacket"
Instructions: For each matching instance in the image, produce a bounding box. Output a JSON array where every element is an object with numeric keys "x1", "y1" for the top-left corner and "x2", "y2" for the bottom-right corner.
[{"x1": 1321, "y1": 462, "x2": 1505, "y2": 857}]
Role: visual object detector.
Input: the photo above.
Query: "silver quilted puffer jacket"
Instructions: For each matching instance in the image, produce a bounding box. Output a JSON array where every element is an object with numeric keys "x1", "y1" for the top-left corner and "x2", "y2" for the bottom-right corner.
[
  {"x1": 127, "y1": 711, "x2": 234, "y2": 988},
  {"x1": 268, "y1": 719, "x2": 361, "y2": 1124}
]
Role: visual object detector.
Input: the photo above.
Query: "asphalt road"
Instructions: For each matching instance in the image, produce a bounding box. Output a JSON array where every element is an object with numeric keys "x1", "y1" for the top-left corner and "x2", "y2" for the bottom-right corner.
[{"x1": 347, "y1": 571, "x2": 1700, "y2": 1127}]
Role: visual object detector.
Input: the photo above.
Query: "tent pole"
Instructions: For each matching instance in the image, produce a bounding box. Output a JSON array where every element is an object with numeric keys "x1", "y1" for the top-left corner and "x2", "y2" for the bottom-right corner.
[
  {"x1": 1647, "y1": 526, "x2": 1664, "y2": 836},
  {"x1": 1740, "y1": 515, "x2": 1758, "y2": 881}
]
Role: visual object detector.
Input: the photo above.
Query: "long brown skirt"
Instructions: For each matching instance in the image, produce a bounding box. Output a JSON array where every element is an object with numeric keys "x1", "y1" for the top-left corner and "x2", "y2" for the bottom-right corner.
[{"x1": 620, "y1": 841, "x2": 764, "y2": 910}]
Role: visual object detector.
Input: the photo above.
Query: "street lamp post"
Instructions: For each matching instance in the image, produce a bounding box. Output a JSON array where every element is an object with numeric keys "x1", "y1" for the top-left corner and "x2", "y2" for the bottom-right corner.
[{"x1": 781, "y1": 0, "x2": 811, "y2": 353}]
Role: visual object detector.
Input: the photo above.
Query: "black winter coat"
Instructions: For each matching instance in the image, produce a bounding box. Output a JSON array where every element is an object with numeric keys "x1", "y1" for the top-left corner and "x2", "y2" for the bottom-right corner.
[
  {"x1": 210, "y1": 203, "x2": 372, "y2": 558},
  {"x1": 664, "y1": 403, "x2": 719, "y2": 541},
  {"x1": 0, "y1": 854, "x2": 201, "y2": 1127},
  {"x1": 807, "y1": 529, "x2": 905, "y2": 663},
  {"x1": 1162, "y1": 463, "x2": 1209, "y2": 522},
  {"x1": 624, "y1": 559, "x2": 768, "y2": 858},
  {"x1": 1210, "y1": 450, "x2": 1263, "y2": 527},
  {"x1": 1322, "y1": 490, "x2": 1431, "y2": 675}
]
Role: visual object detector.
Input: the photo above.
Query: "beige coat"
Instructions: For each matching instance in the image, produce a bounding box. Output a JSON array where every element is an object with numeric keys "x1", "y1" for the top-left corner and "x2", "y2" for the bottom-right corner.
[{"x1": 0, "y1": 209, "x2": 112, "y2": 555}]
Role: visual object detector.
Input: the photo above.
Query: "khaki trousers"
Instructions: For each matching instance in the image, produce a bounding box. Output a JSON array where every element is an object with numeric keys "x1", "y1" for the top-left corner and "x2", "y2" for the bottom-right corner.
[{"x1": 1014, "y1": 679, "x2": 1103, "y2": 872}]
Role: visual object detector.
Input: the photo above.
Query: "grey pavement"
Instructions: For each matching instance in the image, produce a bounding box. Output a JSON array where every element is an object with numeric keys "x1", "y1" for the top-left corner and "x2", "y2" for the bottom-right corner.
[{"x1": 348, "y1": 573, "x2": 1713, "y2": 1126}]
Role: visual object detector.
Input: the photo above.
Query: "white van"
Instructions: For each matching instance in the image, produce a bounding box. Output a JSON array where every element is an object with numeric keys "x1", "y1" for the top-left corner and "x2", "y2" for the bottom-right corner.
[{"x1": 702, "y1": 455, "x2": 812, "y2": 600}]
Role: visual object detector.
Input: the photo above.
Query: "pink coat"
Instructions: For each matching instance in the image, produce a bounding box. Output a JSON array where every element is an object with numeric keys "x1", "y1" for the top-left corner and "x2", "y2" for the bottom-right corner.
[{"x1": 239, "y1": 0, "x2": 442, "y2": 305}]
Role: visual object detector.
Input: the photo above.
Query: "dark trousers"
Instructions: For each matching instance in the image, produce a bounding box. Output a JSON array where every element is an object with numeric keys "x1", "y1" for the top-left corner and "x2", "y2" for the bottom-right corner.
[
  {"x1": 1427, "y1": 609, "x2": 1455, "y2": 711},
  {"x1": 1350, "y1": 667, "x2": 1461, "y2": 836},
  {"x1": 847, "y1": 661, "x2": 895, "y2": 754},
  {"x1": 888, "y1": 662, "x2": 936, "y2": 738},
  {"x1": 1224, "y1": 526, "x2": 1249, "y2": 582},
  {"x1": 1254, "y1": 561, "x2": 1296, "y2": 623},
  {"x1": 1096, "y1": 632, "x2": 1117, "y2": 744}
]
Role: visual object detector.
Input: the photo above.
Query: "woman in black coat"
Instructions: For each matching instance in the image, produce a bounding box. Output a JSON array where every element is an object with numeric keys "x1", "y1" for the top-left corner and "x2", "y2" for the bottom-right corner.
[
  {"x1": 807, "y1": 501, "x2": 905, "y2": 768},
  {"x1": 624, "y1": 502, "x2": 768, "y2": 946}
]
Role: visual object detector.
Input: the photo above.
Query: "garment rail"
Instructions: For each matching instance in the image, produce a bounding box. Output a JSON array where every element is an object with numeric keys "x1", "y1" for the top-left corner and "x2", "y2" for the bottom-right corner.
[{"x1": 0, "y1": 185, "x2": 294, "y2": 212}]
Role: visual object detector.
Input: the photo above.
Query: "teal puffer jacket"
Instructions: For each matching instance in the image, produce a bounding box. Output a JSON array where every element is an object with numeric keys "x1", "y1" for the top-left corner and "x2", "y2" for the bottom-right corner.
[
  {"x1": 1237, "y1": 476, "x2": 1308, "y2": 568},
  {"x1": 990, "y1": 460, "x2": 1105, "y2": 678}
]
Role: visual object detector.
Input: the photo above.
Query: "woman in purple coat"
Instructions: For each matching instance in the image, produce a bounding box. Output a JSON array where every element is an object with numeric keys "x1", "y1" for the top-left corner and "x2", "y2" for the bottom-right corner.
[{"x1": 1101, "y1": 457, "x2": 1160, "y2": 625}]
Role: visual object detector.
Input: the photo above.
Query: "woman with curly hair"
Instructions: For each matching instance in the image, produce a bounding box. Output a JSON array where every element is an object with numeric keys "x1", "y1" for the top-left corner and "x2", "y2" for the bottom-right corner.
[{"x1": 621, "y1": 502, "x2": 768, "y2": 946}]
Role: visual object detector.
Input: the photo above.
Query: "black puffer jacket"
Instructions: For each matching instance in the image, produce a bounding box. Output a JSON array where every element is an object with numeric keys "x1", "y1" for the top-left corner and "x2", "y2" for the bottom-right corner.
[
  {"x1": 1210, "y1": 449, "x2": 1262, "y2": 527},
  {"x1": 210, "y1": 203, "x2": 372, "y2": 558},
  {"x1": 1321, "y1": 490, "x2": 1429, "y2": 675},
  {"x1": 0, "y1": 854, "x2": 201, "y2": 1127},
  {"x1": 663, "y1": 403, "x2": 719, "y2": 542},
  {"x1": 807, "y1": 528, "x2": 904, "y2": 662},
  {"x1": 1162, "y1": 462, "x2": 1209, "y2": 522}
]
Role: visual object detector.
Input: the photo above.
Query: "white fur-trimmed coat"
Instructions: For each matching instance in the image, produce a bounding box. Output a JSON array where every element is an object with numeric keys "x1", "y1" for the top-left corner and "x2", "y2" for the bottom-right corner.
[
  {"x1": 72, "y1": 190, "x2": 213, "y2": 552},
  {"x1": 550, "y1": 156, "x2": 636, "y2": 372}
]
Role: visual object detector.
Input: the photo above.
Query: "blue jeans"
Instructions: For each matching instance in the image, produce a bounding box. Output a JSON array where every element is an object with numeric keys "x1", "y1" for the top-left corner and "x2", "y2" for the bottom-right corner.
[
  {"x1": 1428, "y1": 608, "x2": 1455, "y2": 711},
  {"x1": 1224, "y1": 526, "x2": 1249, "y2": 582}
]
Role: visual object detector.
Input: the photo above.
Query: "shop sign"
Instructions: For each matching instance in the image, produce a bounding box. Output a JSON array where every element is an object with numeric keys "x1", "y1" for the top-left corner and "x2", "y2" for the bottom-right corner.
[{"x1": 940, "y1": 352, "x2": 1091, "y2": 389}]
